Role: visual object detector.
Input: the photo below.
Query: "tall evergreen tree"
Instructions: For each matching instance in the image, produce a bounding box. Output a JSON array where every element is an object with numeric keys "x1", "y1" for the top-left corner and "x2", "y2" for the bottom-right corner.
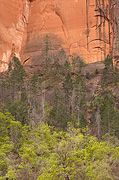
[
  {"x1": 73, "y1": 75, "x2": 86, "y2": 127},
  {"x1": 100, "y1": 92, "x2": 115, "y2": 136},
  {"x1": 2, "y1": 57, "x2": 28, "y2": 124},
  {"x1": 63, "y1": 72, "x2": 73, "y2": 105},
  {"x1": 4, "y1": 56, "x2": 27, "y2": 101},
  {"x1": 48, "y1": 88, "x2": 72, "y2": 130}
]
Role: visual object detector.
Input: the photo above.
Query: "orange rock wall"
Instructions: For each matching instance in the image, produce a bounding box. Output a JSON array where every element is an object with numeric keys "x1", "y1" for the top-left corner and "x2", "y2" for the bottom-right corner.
[
  {"x1": 0, "y1": 0, "x2": 118, "y2": 71},
  {"x1": 0, "y1": 0, "x2": 29, "y2": 71}
]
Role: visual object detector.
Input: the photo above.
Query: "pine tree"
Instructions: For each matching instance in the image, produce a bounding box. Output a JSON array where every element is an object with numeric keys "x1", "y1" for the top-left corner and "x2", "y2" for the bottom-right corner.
[
  {"x1": 100, "y1": 92, "x2": 115, "y2": 136},
  {"x1": 48, "y1": 88, "x2": 72, "y2": 129},
  {"x1": 101, "y1": 55, "x2": 114, "y2": 87},
  {"x1": 2, "y1": 56, "x2": 28, "y2": 124},
  {"x1": 73, "y1": 75, "x2": 86, "y2": 127},
  {"x1": 63, "y1": 72, "x2": 73, "y2": 105},
  {"x1": 4, "y1": 56, "x2": 27, "y2": 101}
]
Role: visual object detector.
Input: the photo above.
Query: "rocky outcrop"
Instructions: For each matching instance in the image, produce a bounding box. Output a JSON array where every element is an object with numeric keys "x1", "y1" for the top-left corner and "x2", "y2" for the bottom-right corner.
[
  {"x1": 0, "y1": 0, "x2": 119, "y2": 71},
  {"x1": 22, "y1": 0, "x2": 113, "y2": 66},
  {"x1": 0, "y1": 0, "x2": 29, "y2": 72},
  {"x1": 113, "y1": 0, "x2": 119, "y2": 65}
]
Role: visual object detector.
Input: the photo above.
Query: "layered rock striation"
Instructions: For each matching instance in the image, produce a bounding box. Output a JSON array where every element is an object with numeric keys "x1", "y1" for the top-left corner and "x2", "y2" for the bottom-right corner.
[{"x1": 0, "y1": 0, "x2": 119, "y2": 71}]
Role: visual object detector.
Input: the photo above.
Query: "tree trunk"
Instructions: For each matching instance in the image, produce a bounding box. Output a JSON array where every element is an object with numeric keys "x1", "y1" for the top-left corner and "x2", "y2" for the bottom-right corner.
[
  {"x1": 65, "y1": 175, "x2": 70, "y2": 180},
  {"x1": 78, "y1": 107, "x2": 80, "y2": 127},
  {"x1": 95, "y1": 106, "x2": 101, "y2": 141}
]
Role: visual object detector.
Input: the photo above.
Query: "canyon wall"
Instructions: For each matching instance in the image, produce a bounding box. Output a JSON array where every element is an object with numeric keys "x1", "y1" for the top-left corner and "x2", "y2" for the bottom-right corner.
[
  {"x1": 0, "y1": 0, "x2": 29, "y2": 71},
  {"x1": 0, "y1": 0, "x2": 119, "y2": 71}
]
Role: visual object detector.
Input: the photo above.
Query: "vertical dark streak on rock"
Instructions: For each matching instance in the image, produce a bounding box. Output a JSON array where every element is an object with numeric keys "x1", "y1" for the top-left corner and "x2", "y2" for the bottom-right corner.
[
  {"x1": 112, "y1": 1, "x2": 117, "y2": 63},
  {"x1": 116, "y1": 0, "x2": 119, "y2": 60},
  {"x1": 106, "y1": 4, "x2": 108, "y2": 54},
  {"x1": 98, "y1": 0, "x2": 101, "y2": 40},
  {"x1": 99, "y1": 0, "x2": 102, "y2": 59},
  {"x1": 117, "y1": 0, "x2": 119, "y2": 59},
  {"x1": 102, "y1": 0, "x2": 106, "y2": 58},
  {"x1": 95, "y1": 0, "x2": 99, "y2": 60},
  {"x1": 95, "y1": 0, "x2": 98, "y2": 33},
  {"x1": 113, "y1": 0, "x2": 119, "y2": 64},
  {"x1": 112, "y1": 4, "x2": 114, "y2": 60},
  {"x1": 86, "y1": 0, "x2": 89, "y2": 50},
  {"x1": 95, "y1": 0, "x2": 98, "y2": 7},
  {"x1": 109, "y1": 0, "x2": 111, "y2": 55}
]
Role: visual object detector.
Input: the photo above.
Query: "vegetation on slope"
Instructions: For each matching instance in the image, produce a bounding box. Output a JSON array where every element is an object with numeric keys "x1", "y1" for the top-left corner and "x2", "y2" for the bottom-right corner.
[
  {"x1": 0, "y1": 36, "x2": 119, "y2": 179},
  {"x1": 0, "y1": 112, "x2": 119, "y2": 179}
]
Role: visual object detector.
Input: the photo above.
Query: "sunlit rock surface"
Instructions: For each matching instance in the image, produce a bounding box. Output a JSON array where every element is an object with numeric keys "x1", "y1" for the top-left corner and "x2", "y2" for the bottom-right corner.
[{"x1": 0, "y1": 0, "x2": 119, "y2": 71}]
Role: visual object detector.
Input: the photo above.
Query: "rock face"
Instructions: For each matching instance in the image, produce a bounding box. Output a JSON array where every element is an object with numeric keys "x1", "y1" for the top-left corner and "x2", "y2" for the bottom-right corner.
[
  {"x1": 113, "y1": 0, "x2": 119, "y2": 64},
  {"x1": 0, "y1": 0, "x2": 119, "y2": 71},
  {"x1": 0, "y1": 0, "x2": 29, "y2": 71}
]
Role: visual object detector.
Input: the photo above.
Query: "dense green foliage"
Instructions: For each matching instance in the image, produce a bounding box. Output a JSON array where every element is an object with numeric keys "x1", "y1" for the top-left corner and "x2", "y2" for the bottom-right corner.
[
  {"x1": 0, "y1": 36, "x2": 119, "y2": 179},
  {"x1": 0, "y1": 112, "x2": 119, "y2": 179}
]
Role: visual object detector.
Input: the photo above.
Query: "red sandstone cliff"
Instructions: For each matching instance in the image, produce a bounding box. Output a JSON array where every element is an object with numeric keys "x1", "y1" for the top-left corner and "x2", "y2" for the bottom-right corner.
[
  {"x1": 0, "y1": 0, "x2": 118, "y2": 71},
  {"x1": 0, "y1": 0, "x2": 29, "y2": 71}
]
